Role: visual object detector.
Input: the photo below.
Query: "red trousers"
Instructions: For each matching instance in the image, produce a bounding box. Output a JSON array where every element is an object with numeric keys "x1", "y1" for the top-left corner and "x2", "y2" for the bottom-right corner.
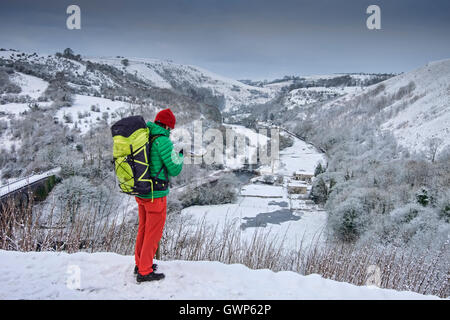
[{"x1": 134, "y1": 196, "x2": 167, "y2": 275}]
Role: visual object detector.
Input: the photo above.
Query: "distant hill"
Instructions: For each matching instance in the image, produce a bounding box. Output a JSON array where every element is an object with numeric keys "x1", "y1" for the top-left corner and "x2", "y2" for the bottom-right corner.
[{"x1": 317, "y1": 59, "x2": 450, "y2": 153}]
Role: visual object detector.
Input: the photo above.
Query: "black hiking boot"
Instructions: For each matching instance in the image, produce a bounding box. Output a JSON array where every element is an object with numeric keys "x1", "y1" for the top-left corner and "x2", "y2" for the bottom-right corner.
[
  {"x1": 134, "y1": 264, "x2": 158, "y2": 275},
  {"x1": 136, "y1": 271, "x2": 165, "y2": 283}
]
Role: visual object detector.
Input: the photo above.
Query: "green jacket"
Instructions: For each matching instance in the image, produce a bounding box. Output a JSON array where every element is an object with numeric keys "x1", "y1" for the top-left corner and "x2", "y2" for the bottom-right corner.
[{"x1": 136, "y1": 122, "x2": 183, "y2": 199}]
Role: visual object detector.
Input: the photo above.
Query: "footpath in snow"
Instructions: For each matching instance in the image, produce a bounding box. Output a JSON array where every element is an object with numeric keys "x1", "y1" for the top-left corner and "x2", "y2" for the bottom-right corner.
[{"x1": 0, "y1": 250, "x2": 439, "y2": 300}]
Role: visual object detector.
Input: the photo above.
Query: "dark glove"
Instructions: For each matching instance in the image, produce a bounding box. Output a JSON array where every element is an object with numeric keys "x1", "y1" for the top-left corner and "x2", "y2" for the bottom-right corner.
[{"x1": 179, "y1": 148, "x2": 184, "y2": 156}]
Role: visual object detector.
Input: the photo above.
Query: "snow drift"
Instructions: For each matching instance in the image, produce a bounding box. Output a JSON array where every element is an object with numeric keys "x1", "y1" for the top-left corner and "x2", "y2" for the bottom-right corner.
[{"x1": 0, "y1": 250, "x2": 440, "y2": 300}]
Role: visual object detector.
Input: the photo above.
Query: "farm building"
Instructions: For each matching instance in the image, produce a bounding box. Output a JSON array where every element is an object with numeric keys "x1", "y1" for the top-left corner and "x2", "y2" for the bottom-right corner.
[
  {"x1": 293, "y1": 171, "x2": 314, "y2": 183},
  {"x1": 287, "y1": 181, "x2": 308, "y2": 194}
]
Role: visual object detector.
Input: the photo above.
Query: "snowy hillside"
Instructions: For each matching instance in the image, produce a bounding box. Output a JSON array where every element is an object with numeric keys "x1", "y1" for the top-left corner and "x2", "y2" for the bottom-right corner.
[
  {"x1": 226, "y1": 73, "x2": 392, "y2": 124},
  {"x1": 242, "y1": 73, "x2": 391, "y2": 91},
  {"x1": 381, "y1": 59, "x2": 450, "y2": 152},
  {"x1": 8, "y1": 72, "x2": 48, "y2": 99},
  {"x1": 55, "y1": 94, "x2": 130, "y2": 134},
  {"x1": 285, "y1": 86, "x2": 364, "y2": 110},
  {"x1": 88, "y1": 56, "x2": 275, "y2": 112},
  {"x1": 0, "y1": 250, "x2": 440, "y2": 299},
  {"x1": 0, "y1": 48, "x2": 275, "y2": 140},
  {"x1": 320, "y1": 59, "x2": 450, "y2": 153},
  {"x1": 0, "y1": 48, "x2": 231, "y2": 156}
]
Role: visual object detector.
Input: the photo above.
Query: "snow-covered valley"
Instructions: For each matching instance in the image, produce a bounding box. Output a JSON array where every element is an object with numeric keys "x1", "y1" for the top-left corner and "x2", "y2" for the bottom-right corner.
[
  {"x1": 0, "y1": 48, "x2": 449, "y2": 300},
  {"x1": 182, "y1": 133, "x2": 327, "y2": 251}
]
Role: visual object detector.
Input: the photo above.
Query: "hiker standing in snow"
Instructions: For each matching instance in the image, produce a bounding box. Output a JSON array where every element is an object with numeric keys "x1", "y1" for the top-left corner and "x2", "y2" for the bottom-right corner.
[{"x1": 133, "y1": 108, "x2": 183, "y2": 282}]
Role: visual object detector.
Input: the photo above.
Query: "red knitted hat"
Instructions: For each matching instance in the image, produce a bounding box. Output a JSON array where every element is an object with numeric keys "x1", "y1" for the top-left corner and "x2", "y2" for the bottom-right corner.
[{"x1": 154, "y1": 108, "x2": 176, "y2": 129}]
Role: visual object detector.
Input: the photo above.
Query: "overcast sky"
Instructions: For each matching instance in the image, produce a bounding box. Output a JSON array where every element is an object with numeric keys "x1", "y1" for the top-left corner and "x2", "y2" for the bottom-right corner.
[{"x1": 1, "y1": 0, "x2": 449, "y2": 79}]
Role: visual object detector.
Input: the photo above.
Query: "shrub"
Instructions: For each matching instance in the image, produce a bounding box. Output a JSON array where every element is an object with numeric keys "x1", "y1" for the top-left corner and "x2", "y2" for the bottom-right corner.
[
  {"x1": 327, "y1": 195, "x2": 370, "y2": 242},
  {"x1": 437, "y1": 192, "x2": 450, "y2": 222},
  {"x1": 0, "y1": 119, "x2": 8, "y2": 135},
  {"x1": 0, "y1": 70, "x2": 21, "y2": 94},
  {"x1": 44, "y1": 73, "x2": 74, "y2": 108},
  {"x1": 180, "y1": 173, "x2": 238, "y2": 207},
  {"x1": 310, "y1": 177, "x2": 328, "y2": 204},
  {"x1": 415, "y1": 187, "x2": 431, "y2": 207},
  {"x1": 314, "y1": 162, "x2": 325, "y2": 176},
  {"x1": 279, "y1": 134, "x2": 294, "y2": 150},
  {"x1": 262, "y1": 175, "x2": 275, "y2": 184},
  {"x1": 390, "y1": 203, "x2": 421, "y2": 224},
  {"x1": 310, "y1": 172, "x2": 340, "y2": 204},
  {"x1": 275, "y1": 175, "x2": 284, "y2": 184},
  {"x1": 63, "y1": 113, "x2": 73, "y2": 123}
]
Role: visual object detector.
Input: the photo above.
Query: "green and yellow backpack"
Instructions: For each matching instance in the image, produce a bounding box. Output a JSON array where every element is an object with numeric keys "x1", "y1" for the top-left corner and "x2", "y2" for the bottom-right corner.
[{"x1": 111, "y1": 115, "x2": 168, "y2": 196}]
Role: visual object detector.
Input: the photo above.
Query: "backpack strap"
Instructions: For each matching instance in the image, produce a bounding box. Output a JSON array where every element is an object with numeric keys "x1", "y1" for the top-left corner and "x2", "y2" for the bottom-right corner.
[
  {"x1": 149, "y1": 134, "x2": 163, "y2": 146},
  {"x1": 149, "y1": 134, "x2": 169, "y2": 182}
]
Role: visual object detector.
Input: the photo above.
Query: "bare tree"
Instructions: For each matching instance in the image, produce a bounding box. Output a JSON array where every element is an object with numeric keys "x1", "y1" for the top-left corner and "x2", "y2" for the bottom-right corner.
[{"x1": 426, "y1": 137, "x2": 443, "y2": 163}]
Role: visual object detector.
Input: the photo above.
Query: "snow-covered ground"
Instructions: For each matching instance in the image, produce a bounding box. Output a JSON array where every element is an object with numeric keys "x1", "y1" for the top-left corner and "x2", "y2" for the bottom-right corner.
[
  {"x1": 9, "y1": 72, "x2": 48, "y2": 99},
  {"x1": 0, "y1": 250, "x2": 439, "y2": 299},
  {"x1": 222, "y1": 124, "x2": 269, "y2": 170},
  {"x1": 240, "y1": 184, "x2": 283, "y2": 197},
  {"x1": 182, "y1": 196, "x2": 327, "y2": 250},
  {"x1": 259, "y1": 136, "x2": 325, "y2": 176},
  {"x1": 55, "y1": 94, "x2": 131, "y2": 134},
  {"x1": 0, "y1": 102, "x2": 34, "y2": 116}
]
